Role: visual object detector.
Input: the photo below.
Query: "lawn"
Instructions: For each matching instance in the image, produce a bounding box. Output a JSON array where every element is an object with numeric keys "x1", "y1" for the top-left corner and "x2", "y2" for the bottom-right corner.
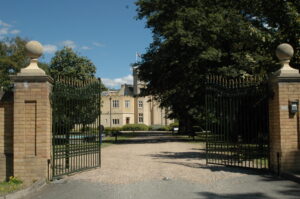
[{"x1": 101, "y1": 134, "x2": 139, "y2": 147}]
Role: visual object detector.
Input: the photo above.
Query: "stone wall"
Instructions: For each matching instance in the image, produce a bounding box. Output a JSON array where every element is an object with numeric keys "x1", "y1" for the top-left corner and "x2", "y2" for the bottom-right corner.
[{"x1": 0, "y1": 92, "x2": 14, "y2": 181}]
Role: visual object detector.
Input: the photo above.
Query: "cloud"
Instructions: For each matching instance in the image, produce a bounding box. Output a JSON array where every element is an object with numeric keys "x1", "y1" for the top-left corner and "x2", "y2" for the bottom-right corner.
[
  {"x1": 81, "y1": 46, "x2": 92, "y2": 50},
  {"x1": 0, "y1": 28, "x2": 9, "y2": 35},
  {"x1": 10, "y1": 29, "x2": 20, "y2": 34},
  {"x1": 0, "y1": 20, "x2": 20, "y2": 37},
  {"x1": 43, "y1": 44, "x2": 57, "y2": 54},
  {"x1": 61, "y1": 40, "x2": 76, "y2": 49},
  {"x1": 0, "y1": 20, "x2": 11, "y2": 27},
  {"x1": 102, "y1": 75, "x2": 133, "y2": 88},
  {"x1": 92, "y1": 42, "x2": 105, "y2": 47}
]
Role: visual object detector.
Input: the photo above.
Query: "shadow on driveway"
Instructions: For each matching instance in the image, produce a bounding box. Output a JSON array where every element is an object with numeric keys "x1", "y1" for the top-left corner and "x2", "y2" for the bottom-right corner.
[
  {"x1": 196, "y1": 192, "x2": 272, "y2": 199},
  {"x1": 195, "y1": 183, "x2": 300, "y2": 199}
]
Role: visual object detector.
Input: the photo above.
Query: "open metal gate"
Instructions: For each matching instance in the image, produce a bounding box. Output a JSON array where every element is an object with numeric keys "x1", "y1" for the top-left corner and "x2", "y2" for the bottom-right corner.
[
  {"x1": 205, "y1": 75, "x2": 269, "y2": 170},
  {"x1": 51, "y1": 77, "x2": 102, "y2": 178}
]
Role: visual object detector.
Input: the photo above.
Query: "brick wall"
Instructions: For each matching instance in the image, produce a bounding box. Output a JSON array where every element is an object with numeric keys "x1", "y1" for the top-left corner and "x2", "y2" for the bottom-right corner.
[
  {"x1": 0, "y1": 92, "x2": 13, "y2": 181},
  {"x1": 269, "y1": 80, "x2": 300, "y2": 172},
  {"x1": 13, "y1": 78, "x2": 52, "y2": 185}
]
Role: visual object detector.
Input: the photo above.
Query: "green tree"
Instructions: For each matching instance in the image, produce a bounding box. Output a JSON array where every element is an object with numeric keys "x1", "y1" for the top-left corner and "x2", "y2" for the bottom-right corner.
[
  {"x1": 135, "y1": 0, "x2": 300, "y2": 132},
  {"x1": 49, "y1": 47, "x2": 96, "y2": 80},
  {"x1": 0, "y1": 37, "x2": 28, "y2": 90},
  {"x1": 50, "y1": 47, "x2": 105, "y2": 134},
  {"x1": 0, "y1": 37, "x2": 49, "y2": 90}
]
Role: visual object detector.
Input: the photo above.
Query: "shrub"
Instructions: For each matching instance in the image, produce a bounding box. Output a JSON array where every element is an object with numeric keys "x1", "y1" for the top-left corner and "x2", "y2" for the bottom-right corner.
[
  {"x1": 158, "y1": 126, "x2": 170, "y2": 131},
  {"x1": 168, "y1": 122, "x2": 179, "y2": 130},
  {"x1": 104, "y1": 127, "x2": 122, "y2": 135},
  {"x1": 8, "y1": 176, "x2": 22, "y2": 184},
  {"x1": 121, "y1": 124, "x2": 149, "y2": 131},
  {"x1": 149, "y1": 125, "x2": 169, "y2": 131}
]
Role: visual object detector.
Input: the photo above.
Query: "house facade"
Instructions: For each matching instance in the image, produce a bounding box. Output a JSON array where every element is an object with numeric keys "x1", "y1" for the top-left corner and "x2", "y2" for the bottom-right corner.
[{"x1": 101, "y1": 68, "x2": 173, "y2": 127}]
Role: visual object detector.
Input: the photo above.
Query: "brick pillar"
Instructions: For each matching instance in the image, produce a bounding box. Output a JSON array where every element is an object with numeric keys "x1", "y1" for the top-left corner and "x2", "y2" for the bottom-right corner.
[
  {"x1": 269, "y1": 43, "x2": 300, "y2": 173},
  {"x1": 11, "y1": 41, "x2": 53, "y2": 184}
]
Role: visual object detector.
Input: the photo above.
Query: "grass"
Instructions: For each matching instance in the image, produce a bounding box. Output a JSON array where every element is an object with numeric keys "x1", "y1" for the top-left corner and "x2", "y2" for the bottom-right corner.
[
  {"x1": 0, "y1": 177, "x2": 23, "y2": 196},
  {"x1": 101, "y1": 134, "x2": 138, "y2": 148},
  {"x1": 53, "y1": 134, "x2": 140, "y2": 150}
]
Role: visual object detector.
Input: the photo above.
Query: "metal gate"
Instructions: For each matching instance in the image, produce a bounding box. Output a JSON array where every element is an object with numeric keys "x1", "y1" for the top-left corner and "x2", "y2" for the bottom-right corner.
[
  {"x1": 205, "y1": 75, "x2": 269, "y2": 170},
  {"x1": 51, "y1": 77, "x2": 102, "y2": 178}
]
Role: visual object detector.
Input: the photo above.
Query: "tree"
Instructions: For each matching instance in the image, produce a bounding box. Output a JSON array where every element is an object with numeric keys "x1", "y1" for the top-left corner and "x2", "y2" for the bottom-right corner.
[
  {"x1": 0, "y1": 37, "x2": 50, "y2": 90},
  {"x1": 0, "y1": 37, "x2": 28, "y2": 90},
  {"x1": 135, "y1": 0, "x2": 300, "y2": 132},
  {"x1": 49, "y1": 47, "x2": 96, "y2": 80},
  {"x1": 49, "y1": 47, "x2": 106, "y2": 134}
]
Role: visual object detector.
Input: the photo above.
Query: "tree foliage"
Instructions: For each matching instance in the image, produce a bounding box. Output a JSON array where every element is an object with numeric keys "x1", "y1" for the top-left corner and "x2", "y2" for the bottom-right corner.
[
  {"x1": 49, "y1": 46, "x2": 106, "y2": 94},
  {"x1": 0, "y1": 37, "x2": 50, "y2": 90},
  {"x1": 135, "y1": 0, "x2": 300, "y2": 131},
  {"x1": 50, "y1": 47, "x2": 106, "y2": 134},
  {"x1": 0, "y1": 37, "x2": 28, "y2": 90},
  {"x1": 49, "y1": 47, "x2": 96, "y2": 80}
]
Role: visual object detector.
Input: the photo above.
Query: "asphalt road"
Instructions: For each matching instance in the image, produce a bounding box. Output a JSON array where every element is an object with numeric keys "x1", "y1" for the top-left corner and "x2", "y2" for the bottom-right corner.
[{"x1": 25, "y1": 174, "x2": 300, "y2": 199}]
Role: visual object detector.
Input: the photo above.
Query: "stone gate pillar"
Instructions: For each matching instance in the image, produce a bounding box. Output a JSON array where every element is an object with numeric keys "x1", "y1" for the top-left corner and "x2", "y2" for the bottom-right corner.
[
  {"x1": 12, "y1": 41, "x2": 52, "y2": 184},
  {"x1": 269, "y1": 43, "x2": 300, "y2": 174}
]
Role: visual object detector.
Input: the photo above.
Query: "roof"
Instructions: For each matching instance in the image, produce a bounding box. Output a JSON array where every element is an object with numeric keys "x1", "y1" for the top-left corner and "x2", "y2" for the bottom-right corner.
[{"x1": 101, "y1": 84, "x2": 134, "y2": 96}]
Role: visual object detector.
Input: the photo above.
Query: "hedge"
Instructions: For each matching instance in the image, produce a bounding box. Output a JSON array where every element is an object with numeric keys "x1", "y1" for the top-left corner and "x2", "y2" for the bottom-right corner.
[
  {"x1": 121, "y1": 124, "x2": 149, "y2": 131},
  {"x1": 149, "y1": 125, "x2": 170, "y2": 131},
  {"x1": 104, "y1": 127, "x2": 122, "y2": 134}
]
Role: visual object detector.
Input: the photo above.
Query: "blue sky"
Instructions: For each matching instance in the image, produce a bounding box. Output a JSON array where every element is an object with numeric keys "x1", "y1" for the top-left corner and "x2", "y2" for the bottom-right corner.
[{"x1": 0, "y1": 0, "x2": 152, "y2": 88}]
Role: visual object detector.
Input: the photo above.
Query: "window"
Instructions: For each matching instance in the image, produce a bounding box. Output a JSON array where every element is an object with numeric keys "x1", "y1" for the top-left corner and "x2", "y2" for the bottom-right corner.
[
  {"x1": 138, "y1": 101, "x2": 143, "y2": 108},
  {"x1": 112, "y1": 119, "x2": 120, "y2": 125},
  {"x1": 112, "y1": 100, "x2": 119, "y2": 108},
  {"x1": 138, "y1": 113, "x2": 143, "y2": 123},
  {"x1": 125, "y1": 100, "x2": 130, "y2": 108}
]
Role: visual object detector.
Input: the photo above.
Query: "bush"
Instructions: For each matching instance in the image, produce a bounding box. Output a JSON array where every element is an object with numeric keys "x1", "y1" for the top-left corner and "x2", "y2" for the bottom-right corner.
[
  {"x1": 149, "y1": 125, "x2": 169, "y2": 131},
  {"x1": 8, "y1": 176, "x2": 22, "y2": 184},
  {"x1": 104, "y1": 127, "x2": 122, "y2": 135},
  {"x1": 121, "y1": 124, "x2": 149, "y2": 131},
  {"x1": 159, "y1": 126, "x2": 170, "y2": 131},
  {"x1": 168, "y1": 122, "x2": 179, "y2": 130}
]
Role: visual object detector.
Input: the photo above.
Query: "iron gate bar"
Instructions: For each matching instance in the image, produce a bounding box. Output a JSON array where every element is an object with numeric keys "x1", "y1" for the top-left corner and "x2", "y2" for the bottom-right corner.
[
  {"x1": 205, "y1": 75, "x2": 269, "y2": 170},
  {"x1": 52, "y1": 76, "x2": 102, "y2": 178}
]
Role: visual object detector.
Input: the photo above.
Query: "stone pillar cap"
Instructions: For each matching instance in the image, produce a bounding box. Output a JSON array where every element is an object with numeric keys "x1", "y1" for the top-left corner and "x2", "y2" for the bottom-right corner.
[
  {"x1": 25, "y1": 40, "x2": 44, "y2": 59},
  {"x1": 18, "y1": 40, "x2": 46, "y2": 76},
  {"x1": 275, "y1": 43, "x2": 298, "y2": 76},
  {"x1": 276, "y1": 43, "x2": 294, "y2": 61}
]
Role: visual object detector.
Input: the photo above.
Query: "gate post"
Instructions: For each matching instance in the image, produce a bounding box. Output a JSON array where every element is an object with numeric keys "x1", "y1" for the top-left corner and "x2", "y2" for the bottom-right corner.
[
  {"x1": 269, "y1": 43, "x2": 300, "y2": 174},
  {"x1": 11, "y1": 41, "x2": 53, "y2": 184}
]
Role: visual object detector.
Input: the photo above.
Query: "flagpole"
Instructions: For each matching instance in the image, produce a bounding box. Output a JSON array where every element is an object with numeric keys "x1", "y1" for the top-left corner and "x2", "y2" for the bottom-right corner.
[{"x1": 135, "y1": 52, "x2": 138, "y2": 63}]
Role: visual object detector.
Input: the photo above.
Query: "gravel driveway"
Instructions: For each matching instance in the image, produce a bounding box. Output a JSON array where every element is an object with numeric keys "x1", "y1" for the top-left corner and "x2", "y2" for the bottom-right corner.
[
  {"x1": 25, "y1": 135, "x2": 300, "y2": 199},
  {"x1": 69, "y1": 135, "x2": 246, "y2": 184}
]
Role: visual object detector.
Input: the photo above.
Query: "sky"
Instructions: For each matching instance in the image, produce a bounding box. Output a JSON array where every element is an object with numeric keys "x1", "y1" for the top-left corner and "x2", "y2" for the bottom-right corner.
[{"x1": 0, "y1": 0, "x2": 152, "y2": 88}]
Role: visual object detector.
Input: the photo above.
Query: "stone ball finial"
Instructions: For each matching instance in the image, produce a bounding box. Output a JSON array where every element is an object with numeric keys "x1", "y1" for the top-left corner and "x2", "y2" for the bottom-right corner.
[
  {"x1": 25, "y1": 40, "x2": 43, "y2": 59},
  {"x1": 276, "y1": 43, "x2": 294, "y2": 61}
]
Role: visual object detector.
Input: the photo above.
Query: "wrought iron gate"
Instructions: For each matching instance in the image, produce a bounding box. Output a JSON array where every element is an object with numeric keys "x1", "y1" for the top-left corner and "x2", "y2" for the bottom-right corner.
[
  {"x1": 205, "y1": 75, "x2": 269, "y2": 170},
  {"x1": 51, "y1": 77, "x2": 102, "y2": 178}
]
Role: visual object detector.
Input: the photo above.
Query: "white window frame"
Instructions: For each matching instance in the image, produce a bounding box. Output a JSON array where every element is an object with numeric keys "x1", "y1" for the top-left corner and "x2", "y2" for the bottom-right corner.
[
  {"x1": 138, "y1": 113, "x2": 143, "y2": 123},
  {"x1": 112, "y1": 100, "x2": 119, "y2": 108},
  {"x1": 112, "y1": 119, "x2": 120, "y2": 125},
  {"x1": 125, "y1": 100, "x2": 130, "y2": 108},
  {"x1": 138, "y1": 100, "x2": 143, "y2": 108}
]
